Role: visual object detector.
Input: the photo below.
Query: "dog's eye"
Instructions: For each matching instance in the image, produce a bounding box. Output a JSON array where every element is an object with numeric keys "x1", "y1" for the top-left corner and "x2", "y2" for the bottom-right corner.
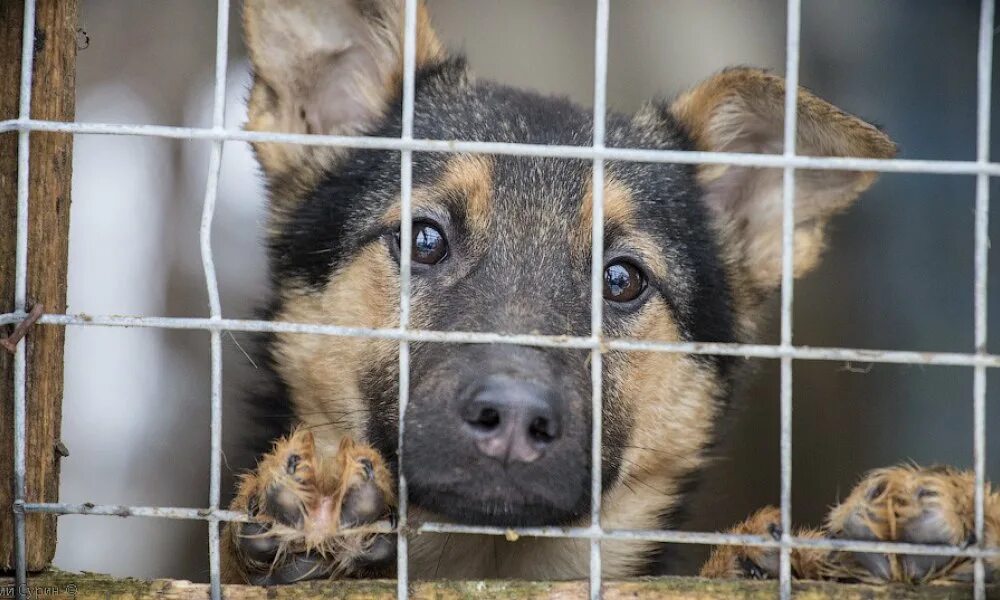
[
  {"x1": 395, "y1": 222, "x2": 448, "y2": 265},
  {"x1": 604, "y1": 260, "x2": 646, "y2": 303}
]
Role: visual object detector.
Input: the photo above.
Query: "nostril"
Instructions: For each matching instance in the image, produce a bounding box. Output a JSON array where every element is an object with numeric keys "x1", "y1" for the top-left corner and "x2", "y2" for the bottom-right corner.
[
  {"x1": 469, "y1": 406, "x2": 501, "y2": 431},
  {"x1": 459, "y1": 377, "x2": 564, "y2": 464},
  {"x1": 528, "y1": 416, "x2": 556, "y2": 444}
]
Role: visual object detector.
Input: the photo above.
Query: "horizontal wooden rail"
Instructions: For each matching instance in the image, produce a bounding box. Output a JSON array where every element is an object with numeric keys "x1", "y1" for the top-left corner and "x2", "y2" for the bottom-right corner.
[{"x1": 1, "y1": 571, "x2": 996, "y2": 599}]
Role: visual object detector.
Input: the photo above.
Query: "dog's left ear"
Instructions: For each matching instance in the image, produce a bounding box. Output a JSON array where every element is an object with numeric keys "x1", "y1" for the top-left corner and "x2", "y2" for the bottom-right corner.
[{"x1": 666, "y1": 68, "x2": 896, "y2": 295}]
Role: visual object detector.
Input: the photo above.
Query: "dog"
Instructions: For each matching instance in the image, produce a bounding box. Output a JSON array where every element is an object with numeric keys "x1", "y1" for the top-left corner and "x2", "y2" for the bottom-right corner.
[{"x1": 220, "y1": 0, "x2": 999, "y2": 585}]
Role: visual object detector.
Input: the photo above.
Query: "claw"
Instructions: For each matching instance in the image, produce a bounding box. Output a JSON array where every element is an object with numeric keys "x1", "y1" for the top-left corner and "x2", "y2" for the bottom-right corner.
[
  {"x1": 738, "y1": 556, "x2": 769, "y2": 580},
  {"x1": 248, "y1": 552, "x2": 332, "y2": 585},
  {"x1": 353, "y1": 534, "x2": 396, "y2": 571},
  {"x1": 963, "y1": 532, "x2": 977, "y2": 548},
  {"x1": 359, "y1": 458, "x2": 375, "y2": 481},
  {"x1": 286, "y1": 453, "x2": 301, "y2": 475}
]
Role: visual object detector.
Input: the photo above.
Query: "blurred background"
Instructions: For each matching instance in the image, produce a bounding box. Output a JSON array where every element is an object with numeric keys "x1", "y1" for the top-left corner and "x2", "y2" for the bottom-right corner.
[{"x1": 52, "y1": 0, "x2": 999, "y2": 579}]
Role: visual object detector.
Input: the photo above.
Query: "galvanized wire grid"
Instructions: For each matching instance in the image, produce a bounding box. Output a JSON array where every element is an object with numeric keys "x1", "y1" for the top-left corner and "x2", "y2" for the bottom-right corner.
[{"x1": 4, "y1": 0, "x2": 998, "y2": 599}]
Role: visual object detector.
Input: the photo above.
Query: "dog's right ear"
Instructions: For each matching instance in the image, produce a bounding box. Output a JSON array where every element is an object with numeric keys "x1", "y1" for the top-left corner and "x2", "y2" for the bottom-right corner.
[
  {"x1": 664, "y1": 68, "x2": 895, "y2": 299},
  {"x1": 243, "y1": 0, "x2": 443, "y2": 185}
]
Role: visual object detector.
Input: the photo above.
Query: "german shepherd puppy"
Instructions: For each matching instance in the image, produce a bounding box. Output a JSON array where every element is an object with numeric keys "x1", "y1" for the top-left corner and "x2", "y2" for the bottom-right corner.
[{"x1": 222, "y1": 0, "x2": 999, "y2": 585}]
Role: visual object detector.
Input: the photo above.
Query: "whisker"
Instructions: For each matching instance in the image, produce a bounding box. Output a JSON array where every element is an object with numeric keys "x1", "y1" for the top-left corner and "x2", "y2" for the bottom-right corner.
[{"x1": 226, "y1": 330, "x2": 259, "y2": 369}]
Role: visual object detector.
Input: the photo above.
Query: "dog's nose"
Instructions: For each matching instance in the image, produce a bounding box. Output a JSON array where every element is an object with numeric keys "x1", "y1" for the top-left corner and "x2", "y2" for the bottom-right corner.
[{"x1": 461, "y1": 378, "x2": 561, "y2": 464}]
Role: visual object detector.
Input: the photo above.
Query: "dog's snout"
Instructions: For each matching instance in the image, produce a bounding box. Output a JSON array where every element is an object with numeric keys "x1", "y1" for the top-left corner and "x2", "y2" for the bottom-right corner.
[
  {"x1": 403, "y1": 350, "x2": 591, "y2": 525},
  {"x1": 461, "y1": 378, "x2": 561, "y2": 464}
]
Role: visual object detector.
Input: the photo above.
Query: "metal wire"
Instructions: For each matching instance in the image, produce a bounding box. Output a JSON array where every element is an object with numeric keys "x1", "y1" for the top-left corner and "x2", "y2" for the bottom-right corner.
[
  {"x1": 6, "y1": 117, "x2": 1000, "y2": 176},
  {"x1": 973, "y1": 1, "x2": 994, "y2": 598},
  {"x1": 14, "y1": 498, "x2": 1000, "y2": 557},
  {"x1": 201, "y1": 2, "x2": 230, "y2": 598},
  {"x1": 11, "y1": 311, "x2": 1000, "y2": 367},
  {"x1": 778, "y1": 0, "x2": 802, "y2": 597},
  {"x1": 12, "y1": 1, "x2": 37, "y2": 599},
  {"x1": 7, "y1": 1, "x2": 997, "y2": 597},
  {"x1": 0, "y1": 310, "x2": 970, "y2": 358},
  {"x1": 589, "y1": 1, "x2": 611, "y2": 596},
  {"x1": 396, "y1": 0, "x2": 419, "y2": 598}
]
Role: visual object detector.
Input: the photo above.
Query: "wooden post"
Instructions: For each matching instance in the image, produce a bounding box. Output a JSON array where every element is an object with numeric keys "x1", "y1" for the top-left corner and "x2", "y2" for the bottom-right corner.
[{"x1": 1, "y1": 0, "x2": 77, "y2": 572}]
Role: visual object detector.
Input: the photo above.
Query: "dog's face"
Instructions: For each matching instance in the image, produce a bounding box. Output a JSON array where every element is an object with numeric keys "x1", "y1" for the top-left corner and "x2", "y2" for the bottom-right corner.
[
  {"x1": 272, "y1": 83, "x2": 737, "y2": 525},
  {"x1": 245, "y1": 0, "x2": 894, "y2": 529}
]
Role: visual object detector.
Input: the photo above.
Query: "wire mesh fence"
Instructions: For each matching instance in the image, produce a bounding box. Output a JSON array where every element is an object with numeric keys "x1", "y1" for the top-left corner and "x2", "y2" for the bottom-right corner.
[{"x1": 3, "y1": 1, "x2": 997, "y2": 599}]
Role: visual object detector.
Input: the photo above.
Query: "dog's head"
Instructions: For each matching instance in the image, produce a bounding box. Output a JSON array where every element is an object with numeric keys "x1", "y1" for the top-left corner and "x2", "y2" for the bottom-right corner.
[{"x1": 245, "y1": 0, "x2": 894, "y2": 528}]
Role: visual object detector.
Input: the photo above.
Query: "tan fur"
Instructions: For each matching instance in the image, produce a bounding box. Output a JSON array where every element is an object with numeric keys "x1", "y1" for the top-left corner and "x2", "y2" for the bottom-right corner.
[
  {"x1": 438, "y1": 155, "x2": 494, "y2": 239},
  {"x1": 399, "y1": 292, "x2": 727, "y2": 580},
  {"x1": 274, "y1": 155, "x2": 493, "y2": 454},
  {"x1": 598, "y1": 300, "x2": 724, "y2": 575},
  {"x1": 704, "y1": 466, "x2": 1000, "y2": 583},
  {"x1": 671, "y1": 69, "x2": 895, "y2": 162},
  {"x1": 576, "y1": 174, "x2": 669, "y2": 283},
  {"x1": 237, "y1": 164, "x2": 728, "y2": 580},
  {"x1": 825, "y1": 465, "x2": 1000, "y2": 583},
  {"x1": 273, "y1": 244, "x2": 400, "y2": 452},
  {"x1": 670, "y1": 68, "x2": 897, "y2": 329},
  {"x1": 222, "y1": 430, "x2": 395, "y2": 583},
  {"x1": 381, "y1": 154, "x2": 495, "y2": 244},
  {"x1": 243, "y1": 0, "x2": 444, "y2": 217},
  {"x1": 700, "y1": 506, "x2": 828, "y2": 579},
  {"x1": 231, "y1": 3, "x2": 918, "y2": 586},
  {"x1": 577, "y1": 175, "x2": 637, "y2": 247}
]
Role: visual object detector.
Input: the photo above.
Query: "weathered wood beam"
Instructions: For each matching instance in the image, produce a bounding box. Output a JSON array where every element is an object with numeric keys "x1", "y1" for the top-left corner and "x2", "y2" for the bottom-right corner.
[
  {"x1": 1, "y1": 0, "x2": 78, "y2": 572},
  {"x1": 1, "y1": 571, "x2": 996, "y2": 600}
]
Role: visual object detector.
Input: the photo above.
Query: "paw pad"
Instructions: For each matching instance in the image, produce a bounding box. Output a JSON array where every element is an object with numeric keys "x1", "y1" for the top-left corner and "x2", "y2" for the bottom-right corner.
[{"x1": 227, "y1": 431, "x2": 396, "y2": 584}]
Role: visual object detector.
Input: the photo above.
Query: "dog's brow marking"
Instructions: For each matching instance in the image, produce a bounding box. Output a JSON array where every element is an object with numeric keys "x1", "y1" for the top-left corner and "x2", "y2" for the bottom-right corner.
[
  {"x1": 437, "y1": 154, "x2": 495, "y2": 235},
  {"x1": 381, "y1": 155, "x2": 494, "y2": 232},
  {"x1": 580, "y1": 174, "x2": 635, "y2": 235},
  {"x1": 577, "y1": 175, "x2": 669, "y2": 280},
  {"x1": 577, "y1": 174, "x2": 638, "y2": 260},
  {"x1": 621, "y1": 234, "x2": 670, "y2": 284}
]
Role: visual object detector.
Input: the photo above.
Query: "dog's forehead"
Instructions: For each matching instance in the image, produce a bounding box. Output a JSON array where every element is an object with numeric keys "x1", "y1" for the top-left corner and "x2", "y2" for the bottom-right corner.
[
  {"x1": 409, "y1": 79, "x2": 699, "y2": 242},
  {"x1": 407, "y1": 79, "x2": 716, "y2": 295},
  {"x1": 413, "y1": 77, "x2": 594, "y2": 146},
  {"x1": 277, "y1": 70, "x2": 734, "y2": 351}
]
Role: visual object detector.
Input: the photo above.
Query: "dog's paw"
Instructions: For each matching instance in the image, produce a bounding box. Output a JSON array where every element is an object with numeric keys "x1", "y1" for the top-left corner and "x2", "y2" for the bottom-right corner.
[
  {"x1": 825, "y1": 465, "x2": 997, "y2": 584},
  {"x1": 700, "y1": 506, "x2": 828, "y2": 580},
  {"x1": 223, "y1": 430, "x2": 396, "y2": 584}
]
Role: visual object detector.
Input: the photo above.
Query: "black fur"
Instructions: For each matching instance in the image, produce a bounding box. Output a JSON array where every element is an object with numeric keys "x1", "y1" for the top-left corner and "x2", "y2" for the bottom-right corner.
[
  {"x1": 273, "y1": 57, "x2": 736, "y2": 350},
  {"x1": 253, "y1": 57, "x2": 739, "y2": 531}
]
